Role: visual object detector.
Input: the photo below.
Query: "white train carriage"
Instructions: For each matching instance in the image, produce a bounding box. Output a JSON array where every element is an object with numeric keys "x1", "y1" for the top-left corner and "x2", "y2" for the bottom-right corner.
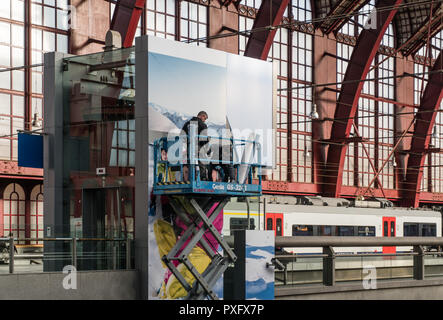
[{"x1": 222, "y1": 201, "x2": 442, "y2": 255}]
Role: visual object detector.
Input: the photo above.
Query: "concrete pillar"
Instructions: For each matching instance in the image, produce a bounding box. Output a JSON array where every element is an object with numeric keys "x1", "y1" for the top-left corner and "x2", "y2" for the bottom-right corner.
[{"x1": 135, "y1": 36, "x2": 149, "y2": 300}]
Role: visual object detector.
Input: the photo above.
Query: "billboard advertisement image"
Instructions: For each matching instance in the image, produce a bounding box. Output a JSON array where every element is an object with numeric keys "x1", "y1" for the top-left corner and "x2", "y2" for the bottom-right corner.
[{"x1": 144, "y1": 36, "x2": 273, "y2": 299}]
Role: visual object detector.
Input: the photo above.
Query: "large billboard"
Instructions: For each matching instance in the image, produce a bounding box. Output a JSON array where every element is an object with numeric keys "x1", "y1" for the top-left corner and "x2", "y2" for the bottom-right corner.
[{"x1": 145, "y1": 36, "x2": 274, "y2": 299}]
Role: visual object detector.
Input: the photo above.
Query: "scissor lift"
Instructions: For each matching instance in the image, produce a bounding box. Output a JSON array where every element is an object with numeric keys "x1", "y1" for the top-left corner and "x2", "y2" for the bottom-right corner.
[{"x1": 153, "y1": 126, "x2": 262, "y2": 299}]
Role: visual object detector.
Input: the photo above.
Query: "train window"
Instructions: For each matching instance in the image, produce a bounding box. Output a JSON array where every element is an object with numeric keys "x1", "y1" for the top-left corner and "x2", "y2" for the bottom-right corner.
[
  {"x1": 404, "y1": 223, "x2": 419, "y2": 236},
  {"x1": 229, "y1": 218, "x2": 255, "y2": 235},
  {"x1": 292, "y1": 225, "x2": 313, "y2": 236},
  {"x1": 391, "y1": 221, "x2": 395, "y2": 237},
  {"x1": 266, "y1": 218, "x2": 273, "y2": 231},
  {"x1": 319, "y1": 226, "x2": 332, "y2": 236},
  {"x1": 421, "y1": 224, "x2": 436, "y2": 237},
  {"x1": 383, "y1": 221, "x2": 388, "y2": 237},
  {"x1": 357, "y1": 226, "x2": 376, "y2": 237},
  {"x1": 336, "y1": 226, "x2": 354, "y2": 236}
]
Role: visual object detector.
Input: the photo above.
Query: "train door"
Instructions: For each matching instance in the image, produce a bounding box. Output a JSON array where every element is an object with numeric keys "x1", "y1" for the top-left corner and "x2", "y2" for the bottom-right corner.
[
  {"x1": 265, "y1": 213, "x2": 284, "y2": 236},
  {"x1": 382, "y1": 216, "x2": 396, "y2": 254}
]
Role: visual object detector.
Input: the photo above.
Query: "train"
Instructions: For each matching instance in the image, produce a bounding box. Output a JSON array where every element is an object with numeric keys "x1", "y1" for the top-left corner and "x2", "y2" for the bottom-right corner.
[{"x1": 222, "y1": 197, "x2": 442, "y2": 254}]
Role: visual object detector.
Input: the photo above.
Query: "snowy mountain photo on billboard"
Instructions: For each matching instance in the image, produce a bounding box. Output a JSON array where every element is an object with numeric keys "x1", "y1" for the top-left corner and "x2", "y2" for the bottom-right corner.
[
  {"x1": 149, "y1": 102, "x2": 226, "y2": 137},
  {"x1": 148, "y1": 52, "x2": 227, "y2": 128}
]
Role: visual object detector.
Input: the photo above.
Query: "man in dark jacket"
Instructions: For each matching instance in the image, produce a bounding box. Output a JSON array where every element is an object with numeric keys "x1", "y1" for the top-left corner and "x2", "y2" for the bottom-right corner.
[{"x1": 181, "y1": 111, "x2": 210, "y2": 180}]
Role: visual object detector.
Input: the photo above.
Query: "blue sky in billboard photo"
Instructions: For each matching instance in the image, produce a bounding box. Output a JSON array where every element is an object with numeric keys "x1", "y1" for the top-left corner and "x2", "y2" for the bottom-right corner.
[{"x1": 148, "y1": 52, "x2": 227, "y2": 126}]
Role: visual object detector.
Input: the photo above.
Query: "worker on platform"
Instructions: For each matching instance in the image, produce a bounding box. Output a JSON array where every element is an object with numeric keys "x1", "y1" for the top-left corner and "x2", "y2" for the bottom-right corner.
[
  {"x1": 181, "y1": 111, "x2": 210, "y2": 181},
  {"x1": 157, "y1": 148, "x2": 175, "y2": 183}
]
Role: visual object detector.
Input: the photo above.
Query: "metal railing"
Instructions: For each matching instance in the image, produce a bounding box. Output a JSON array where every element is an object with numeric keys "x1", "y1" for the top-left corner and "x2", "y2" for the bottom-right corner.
[
  {"x1": 272, "y1": 236, "x2": 443, "y2": 286},
  {"x1": 153, "y1": 129, "x2": 263, "y2": 185},
  {"x1": 0, "y1": 237, "x2": 133, "y2": 274},
  {"x1": 224, "y1": 236, "x2": 443, "y2": 286}
]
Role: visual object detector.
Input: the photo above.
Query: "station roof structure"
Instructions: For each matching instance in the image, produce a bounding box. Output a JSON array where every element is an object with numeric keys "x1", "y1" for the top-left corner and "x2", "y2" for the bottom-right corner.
[{"x1": 315, "y1": 0, "x2": 442, "y2": 56}]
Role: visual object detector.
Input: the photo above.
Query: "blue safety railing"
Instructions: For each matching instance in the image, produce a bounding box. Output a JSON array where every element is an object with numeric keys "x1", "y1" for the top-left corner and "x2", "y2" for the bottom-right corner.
[{"x1": 153, "y1": 127, "x2": 263, "y2": 196}]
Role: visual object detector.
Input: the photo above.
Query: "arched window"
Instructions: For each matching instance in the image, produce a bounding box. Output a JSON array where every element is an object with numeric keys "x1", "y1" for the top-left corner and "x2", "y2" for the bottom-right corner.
[
  {"x1": 3, "y1": 183, "x2": 25, "y2": 241},
  {"x1": 239, "y1": 0, "x2": 313, "y2": 182},
  {"x1": 30, "y1": 184, "x2": 43, "y2": 244},
  {"x1": 337, "y1": 2, "x2": 396, "y2": 190}
]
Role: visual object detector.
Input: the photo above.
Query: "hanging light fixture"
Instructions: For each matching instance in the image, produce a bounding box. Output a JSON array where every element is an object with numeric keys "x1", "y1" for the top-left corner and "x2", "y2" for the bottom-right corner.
[
  {"x1": 310, "y1": 103, "x2": 319, "y2": 120},
  {"x1": 32, "y1": 112, "x2": 42, "y2": 128}
]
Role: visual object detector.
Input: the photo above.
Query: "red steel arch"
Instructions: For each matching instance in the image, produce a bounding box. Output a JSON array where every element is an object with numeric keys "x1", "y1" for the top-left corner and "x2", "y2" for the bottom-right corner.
[
  {"x1": 244, "y1": 0, "x2": 290, "y2": 59},
  {"x1": 402, "y1": 51, "x2": 443, "y2": 208},
  {"x1": 110, "y1": 0, "x2": 146, "y2": 48},
  {"x1": 323, "y1": 0, "x2": 403, "y2": 198}
]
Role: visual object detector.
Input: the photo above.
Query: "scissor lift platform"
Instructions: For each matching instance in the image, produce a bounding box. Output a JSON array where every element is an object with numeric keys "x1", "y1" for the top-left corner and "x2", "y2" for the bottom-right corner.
[
  {"x1": 153, "y1": 131, "x2": 263, "y2": 197},
  {"x1": 152, "y1": 130, "x2": 263, "y2": 299},
  {"x1": 154, "y1": 180, "x2": 262, "y2": 196}
]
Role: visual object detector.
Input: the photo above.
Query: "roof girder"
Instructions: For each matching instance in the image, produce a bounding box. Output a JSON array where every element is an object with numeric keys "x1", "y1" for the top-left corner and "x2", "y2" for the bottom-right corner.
[
  {"x1": 401, "y1": 6, "x2": 443, "y2": 56},
  {"x1": 323, "y1": 0, "x2": 404, "y2": 198},
  {"x1": 319, "y1": 0, "x2": 369, "y2": 34},
  {"x1": 244, "y1": 0, "x2": 290, "y2": 60},
  {"x1": 110, "y1": 0, "x2": 146, "y2": 48}
]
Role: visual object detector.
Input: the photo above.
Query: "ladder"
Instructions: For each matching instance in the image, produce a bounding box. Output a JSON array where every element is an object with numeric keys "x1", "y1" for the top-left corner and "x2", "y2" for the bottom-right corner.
[{"x1": 161, "y1": 195, "x2": 236, "y2": 300}]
